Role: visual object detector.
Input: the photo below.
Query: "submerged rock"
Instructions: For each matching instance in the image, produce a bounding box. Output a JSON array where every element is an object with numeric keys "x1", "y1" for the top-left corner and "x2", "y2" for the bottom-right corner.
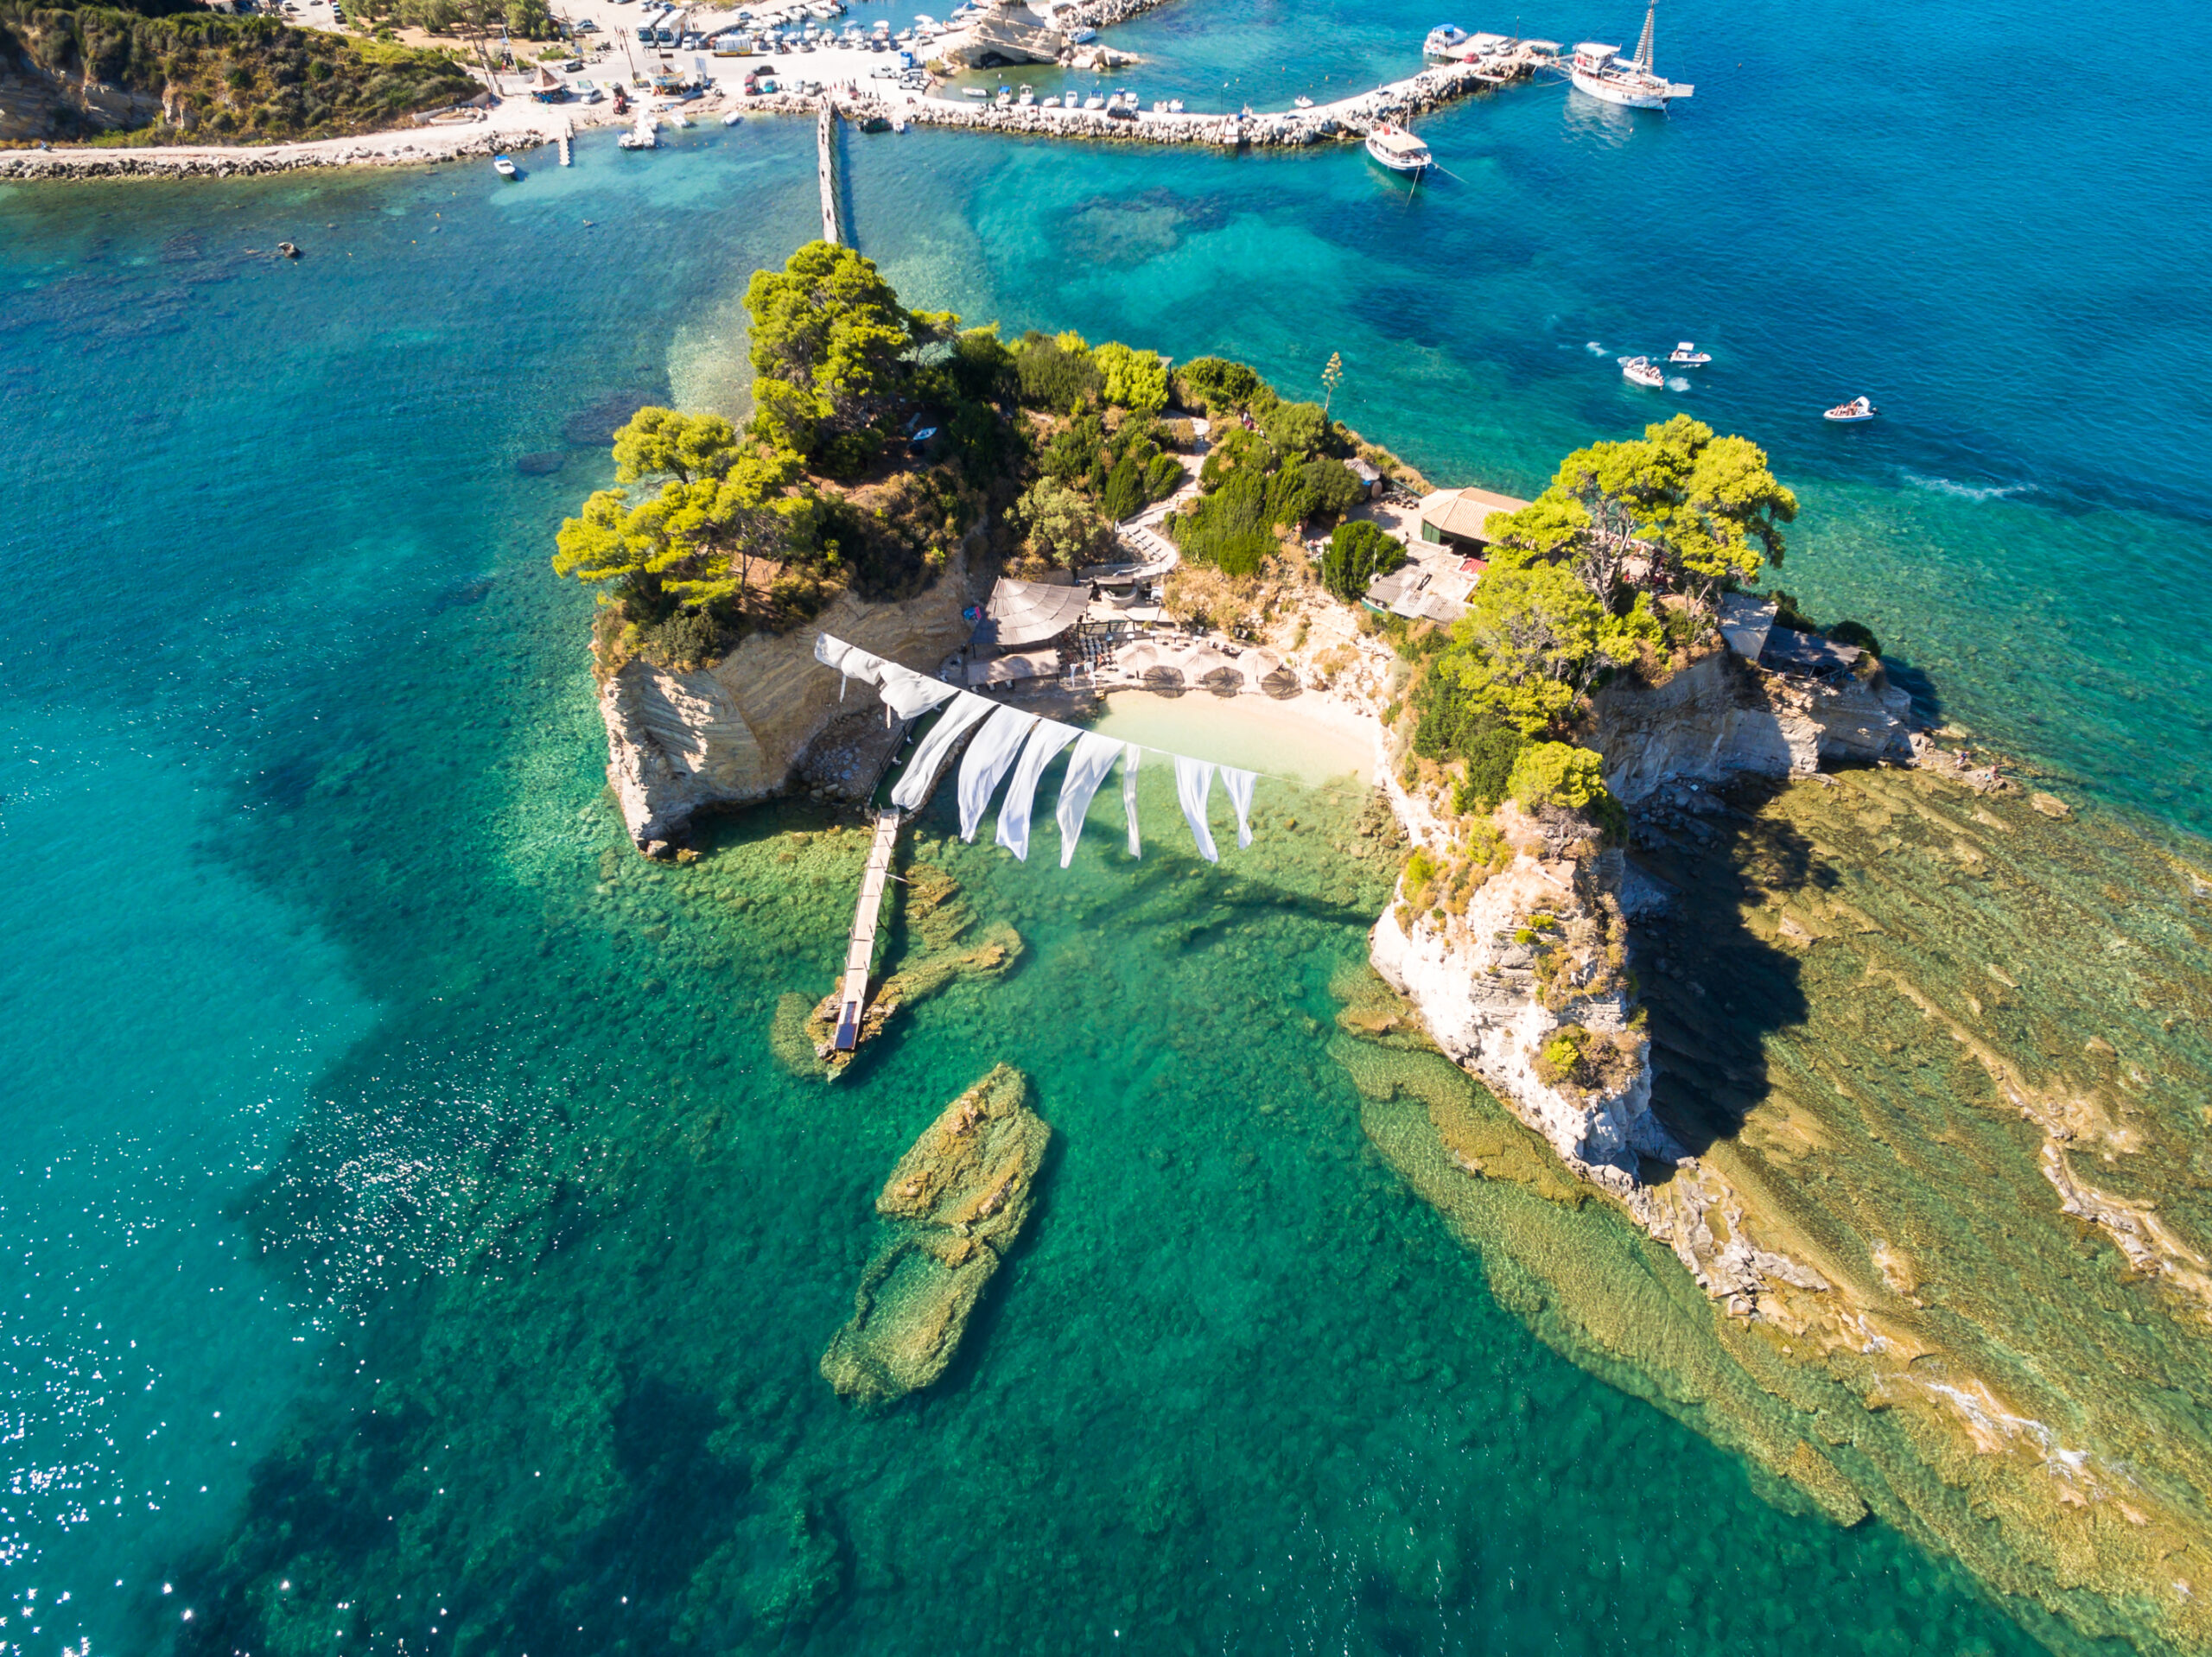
[{"x1": 821, "y1": 1064, "x2": 1049, "y2": 1404}]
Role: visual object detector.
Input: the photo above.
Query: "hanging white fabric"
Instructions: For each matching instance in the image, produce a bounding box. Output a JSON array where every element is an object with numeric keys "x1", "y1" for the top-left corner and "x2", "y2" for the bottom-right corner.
[
  {"x1": 889, "y1": 691, "x2": 993, "y2": 811},
  {"x1": 1053, "y1": 731, "x2": 1125, "y2": 867},
  {"x1": 876, "y1": 663, "x2": 957, "y2": 720},
  {"x1": 996, "y1": 720, "x2": 1079, "y2": 861},
  {"x1": 1174, "y1": 755, "x2": 1218, "y2": 864},
  {"x1": 957, "y1": 704, "x2": 1039, "y2": 841},
  {"x1": 1122, "y1": 743, "x2": 1142, "y2": 858},
  {"x1": 1219, "y1": 766, "x2": 1257, "y2": 849}
]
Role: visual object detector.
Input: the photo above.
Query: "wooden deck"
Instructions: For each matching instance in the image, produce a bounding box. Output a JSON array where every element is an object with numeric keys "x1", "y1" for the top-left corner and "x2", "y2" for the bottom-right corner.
[
  {"x1": 817, "y1": 101, "x2": 841, "y2": 245},
  {"x1": 834, "y1": 807, "x2": 900, "y2": 1051}
]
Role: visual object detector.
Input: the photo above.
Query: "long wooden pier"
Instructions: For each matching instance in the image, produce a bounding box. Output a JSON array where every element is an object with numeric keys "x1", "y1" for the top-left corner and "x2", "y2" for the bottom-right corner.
[
  {"x1": 816, "y1": 100, "x2": 841, "y2": 246},
  {"x1": 834, "y1": 807, "x2": 900, "y2": 1050}
]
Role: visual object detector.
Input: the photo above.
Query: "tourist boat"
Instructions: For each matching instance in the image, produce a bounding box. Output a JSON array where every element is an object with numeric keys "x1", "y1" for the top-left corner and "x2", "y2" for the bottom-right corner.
[
  {"x1": 1667, "y1": 340, "x2": 1710, "y2": 365},
  {"x1": 1568, "y1": 5, "x2": 1692, "y2": 108},
  {"x1": 1423, "y1": 23, "x2": 1469, "y2": 57},
  {"x1": 1620, "y1": 356, "x2": 1665, "y2": 388},
  {"x1": 493, "y1": 154, "x2": 518, "y2": 177},
  {"x1": 1823, "y1": 396, "x2": 1877, "y2": 422},
  {"x1": 1363, "y1": 121, "x2": 1432, "y2": 174}
]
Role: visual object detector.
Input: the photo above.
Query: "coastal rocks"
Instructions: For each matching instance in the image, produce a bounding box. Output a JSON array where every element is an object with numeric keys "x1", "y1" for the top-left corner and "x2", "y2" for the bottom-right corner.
[
  {"x1": 598, "y1": 547, "x2": 971, "y2": 847},
  {"x1": 1589, "y1": 650, "x2": 1914, "y2": 806},
  {"x1": 937, "y1": 13, "x2": 1067, "y2": 67},
  {"x1": 820, "y1": 1064, "x2": 1049, "y2": 1403},
  {"x1": 1369, "y1": 841, "x2": 1679, "y2": 1183}
]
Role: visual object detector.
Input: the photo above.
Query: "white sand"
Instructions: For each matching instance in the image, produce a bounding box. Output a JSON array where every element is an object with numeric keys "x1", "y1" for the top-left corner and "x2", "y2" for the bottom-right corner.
[{"x1": 1089, "y1": 690, "x2": 1378, "y2": 788}]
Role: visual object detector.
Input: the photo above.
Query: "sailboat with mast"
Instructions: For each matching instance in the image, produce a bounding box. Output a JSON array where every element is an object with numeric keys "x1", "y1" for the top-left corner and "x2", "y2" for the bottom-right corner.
[{"x1": 1569, "y1": 3, "x2": 1693, "y2": 109}]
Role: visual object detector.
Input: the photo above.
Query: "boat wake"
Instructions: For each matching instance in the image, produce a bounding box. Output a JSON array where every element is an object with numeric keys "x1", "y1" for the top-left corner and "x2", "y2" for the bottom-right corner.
[
  {"x1": 1665, "y1": 375, "x2": 1690, "y2": 391},
  {"x1": 1584, "y1": 340, "x2": 1606, "y2": 355},
  {"x1": 1904, "y1": 471, "x2": 2023, "y2": 504}
]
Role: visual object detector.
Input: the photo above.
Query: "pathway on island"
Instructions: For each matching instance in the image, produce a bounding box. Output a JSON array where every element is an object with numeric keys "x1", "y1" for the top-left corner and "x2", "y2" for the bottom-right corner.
[
  {"x1": 817, "y1": 98, "x2": 842, "y2": 244},
  {"x1": 835, "y1": 807, "x2": 901, "y2": 1050}
]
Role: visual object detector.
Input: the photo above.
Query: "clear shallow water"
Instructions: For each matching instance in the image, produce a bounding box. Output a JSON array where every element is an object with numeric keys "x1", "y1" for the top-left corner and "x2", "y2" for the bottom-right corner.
[{"x1": 0, "y1": 0, "x2": 2205, "y2": 1647}]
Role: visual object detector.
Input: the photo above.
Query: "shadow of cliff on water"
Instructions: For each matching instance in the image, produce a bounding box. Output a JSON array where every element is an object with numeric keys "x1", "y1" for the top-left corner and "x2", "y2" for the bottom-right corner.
[{"x1": 1623, "y1": 776, "x2": 1817, "y2": 1158}]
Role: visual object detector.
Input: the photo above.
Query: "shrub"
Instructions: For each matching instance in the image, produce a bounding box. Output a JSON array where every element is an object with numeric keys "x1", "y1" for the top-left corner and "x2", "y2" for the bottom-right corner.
[
  {"x1": 1827, "y1": 619, "x2": 1882, "y2": 656},
  {"x1": 1015, "y1": 479, "x2": 1116, "y2": 568},
  {"x1": 1173, "y1": 356, "x2": 1274, "y2": 416},
  {"x1": 1448, "y1": 717, "x2": 1524, "y2": 816},
  {"x1": 1507, "y1": 742, "x2": 1611, "y2": 813},
  {"x1": 1320, "y1": 519, "x2": 1403, "y2": 602},
  {"x1": 639, "y1": 607, "x2": 723, "y2": 670},
  {"x1": 1038, "y1": 412, "x2": 1104, "y2": 486},
  {"x1": 1099, "y1": 452, "x2": 1147, "y2": 522},
  {"x1": 1259, "y1": 398, "x2": 1330, "y2": 460},
  {"x1": 1301, "y1": 457, "x2": 1366, "y2": 518},
  {"x1": 1093, "y1": 341, "x2": 1169, "y2": 416},
  {"x1": 1169, "y1": 466, "x2": 1274, "y2": 576},
  {"x1": 1014, "y1": 337, "x2": 1101, "y2": 414}
]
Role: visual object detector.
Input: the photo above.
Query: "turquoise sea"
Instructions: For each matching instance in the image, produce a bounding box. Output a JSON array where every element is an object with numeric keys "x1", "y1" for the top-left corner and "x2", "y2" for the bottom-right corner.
[{"x1": 0, "y1": 0, "x2": 2206, "y2": 1650}]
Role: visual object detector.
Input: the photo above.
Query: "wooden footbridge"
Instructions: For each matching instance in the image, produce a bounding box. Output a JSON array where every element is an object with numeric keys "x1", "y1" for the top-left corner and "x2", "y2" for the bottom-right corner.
[
  {"x1": 817, "y1": 100, "x2": 842, "y2": 246},
  {"x1": 833, "y1": 806, "x2": 900, "y2": 1050}
]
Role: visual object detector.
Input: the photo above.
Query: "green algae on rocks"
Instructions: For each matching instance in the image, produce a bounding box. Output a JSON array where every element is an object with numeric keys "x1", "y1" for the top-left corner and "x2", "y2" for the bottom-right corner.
[{"x1": 822, "y1": 1063, "x2": 1050, "y2": 1403}]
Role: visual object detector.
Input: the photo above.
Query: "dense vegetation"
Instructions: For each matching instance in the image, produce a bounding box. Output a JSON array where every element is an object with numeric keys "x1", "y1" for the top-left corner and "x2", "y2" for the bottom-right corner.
[
  {"x1": 343, "y1": 0, "x2": 554, "y2": 41},
  {"x1": 1406, "y1": 416, "x2": 1797, "y2": 822},
  {"x1": 0, "y1": 0, "x2": 479, "y2": 142},
  {"x1": 556, "y1": 244, "x2": 1212, "y2": 669}
]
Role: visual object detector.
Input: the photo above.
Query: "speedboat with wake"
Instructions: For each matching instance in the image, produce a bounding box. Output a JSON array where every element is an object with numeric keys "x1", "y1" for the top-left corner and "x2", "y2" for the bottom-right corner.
[
  {"x1": 1364, "y1": 122, "x2": 1432, "y2": 174},
  {"x1": 1620, "y1": 356, "x2": 1664, "y2": 388},
  {"x1": 1823, "y1": 396, "x2": 1877, "y2": 422}
]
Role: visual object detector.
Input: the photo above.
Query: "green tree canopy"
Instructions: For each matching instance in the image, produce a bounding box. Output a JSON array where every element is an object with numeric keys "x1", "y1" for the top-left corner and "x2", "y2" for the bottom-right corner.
[
  {"x1": 743, "y1": 241, "x2": 951, "y2": 461},
  {"x1": 1320, "y1": 518, "x2": 1403, "y2": 602},
  {"x1": 1427, "y1": 563, "x2": 1659, "y2": 736},
  {"x1": 1014, "y1": 479, "x2": 1117, "y2": 568},
  {"x1": 1092, "y1": 342, "x2": 1170, "y2": 416},
  {"x1": 1486, "y1": 415, "x2": 1798, "y2": 609}
]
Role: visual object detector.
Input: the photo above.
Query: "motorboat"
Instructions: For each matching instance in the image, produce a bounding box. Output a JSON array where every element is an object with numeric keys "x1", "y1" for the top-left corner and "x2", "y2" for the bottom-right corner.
[
  {"x1": 1823, "y1": 396, "x2": 1876, "y2": 422},
  {"x1": 1363, "y1": 121, "x2": 1431, "y2": 173},
  {"x1": 1569, "y1": 5, "x2": 1692, "y2": 108},
  {"x1": 1084, "y1": 92, "x2": 1105, "y2": 110},
  {"x1": 963, "y1": 85, "x2": 988, "y2": 98},
  {"x1": 1667, "y1": 340, "x2": 1711, "y2": 365},
  {"x1": 995, "y1": 86, "x2": 1013, "y2": 106},
  {"x1": 1166, "y1": 97, "x2": 1184, "y2": 111},
  {"x1": 1423, "y1": 23, "x2": 1469, "y2": 57},
  {"x1": 1620, "y1": 356, "x2": 1665, "y2": 388},
  {"x1": 722, "y1": 106, "x2": 743, "y2": 124},
  {"x1": 493, "y1": 154, "x2": 518, "y2": 177},
  {"x1": 1018, "y1": 83, "x2": 1033, "y2": 105},
  {"x1": 1294, "y1": 94, "x2": 1314, "y2": 108},
  {"x1": 1042, "y1": 93, "x2": 1060, "y2": 107},
  {"x1": 616, "y1": 111, "x2": 657, "y2": 147}
]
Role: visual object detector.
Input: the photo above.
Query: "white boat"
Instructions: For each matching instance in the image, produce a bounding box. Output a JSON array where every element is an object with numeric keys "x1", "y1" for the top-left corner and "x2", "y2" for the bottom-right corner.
[
  {"x1": 1569, "y1": 5, "x2": 1692, "y2": 108},
  {"x1": 1823, "y1": 396, "x2": 1876, "y2": 422},
  {"x1": 493, "y1": 154, "x2": 518, "y2": 177},
  {"x1": 1068, "y1": 24, "x2": 1094, "y2": 41},
  {"x1": 1363, "y1": 121, "x2": 1431, "y2": 174},
  {"x1": 1042, "y1": 93, "x2": 1060, "y2": 107},
  {"x1": 1166, "y1": 97, "x2": 1184, "y2": 112},
  {"x1": 994, "y1": 86, "x2": 1012, "y2": 106},
  {"x1": 1294, "y1": 94, "x2": 1314, "y2": 108},
  {"x1": 1667, "y1": 340, "x2": 1711, "y2": 365},
  {"x1": 963, "y1": 85, "x2": 988, "y2": 98},
  {"x1": 722, "y1": 107, "x2": 743, "y2": 124},
  {"x1": 1620, "y1": 355, "x2": 1664, "y2": 388},
  {"x1": 1083, "y1": 92, "x2": 1105, "y2": 110},
  {"x1": 1018, "y1": 83, "x2": 1033, "y2": 105},
  {"x1": 616, "y1": 112, "x2": 657, "y2": 148},
  {"x1": 1423, "y1": 22, "x2": 1469, "y2": 58}
]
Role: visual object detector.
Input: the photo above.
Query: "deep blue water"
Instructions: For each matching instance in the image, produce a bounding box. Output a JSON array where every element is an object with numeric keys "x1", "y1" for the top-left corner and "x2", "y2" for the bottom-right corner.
[{"x1": 0, "y1": 0, "x2": 2205, "y2": 1651}]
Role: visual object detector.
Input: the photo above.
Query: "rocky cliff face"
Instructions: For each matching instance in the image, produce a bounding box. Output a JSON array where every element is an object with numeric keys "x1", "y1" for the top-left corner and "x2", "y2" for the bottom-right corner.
[
  {"x1": 1589, "y1": 648, "x2": 1913, "y2": 805},
  {"x1": 600, "y1": 552, "x2": 973, "y2": 848}
]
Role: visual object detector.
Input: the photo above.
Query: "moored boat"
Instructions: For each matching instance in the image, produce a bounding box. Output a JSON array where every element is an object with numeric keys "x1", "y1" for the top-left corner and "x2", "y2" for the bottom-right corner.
[
  {"x1": 493, "y1": 154, "x2": 518, "y2": 177},
  {"x1": 1423, "y1": 22, "x2": 1469, "y2": 58},
  {"x1": 1363, "y1": 121, "x2": 1432, "y2": 174},
  {"x1": 1620, "y1": 355, "x2": 1664, "y2": 388},
  {"x1": 1294, "y1": 94, "x2": 1314, "y2": 108},
  {"x1": 1823, "y1": 396, "x2": 1876, "y2": 422},
  {"x1": 1569, "y1": 3, "x2": 1692, "y2": 109}
]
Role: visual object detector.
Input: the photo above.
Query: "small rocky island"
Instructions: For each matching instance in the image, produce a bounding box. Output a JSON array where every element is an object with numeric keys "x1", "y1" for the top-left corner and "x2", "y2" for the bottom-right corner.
[{"x1": 821, "y1": 1064, "x2": 1051, "y2": 1403}]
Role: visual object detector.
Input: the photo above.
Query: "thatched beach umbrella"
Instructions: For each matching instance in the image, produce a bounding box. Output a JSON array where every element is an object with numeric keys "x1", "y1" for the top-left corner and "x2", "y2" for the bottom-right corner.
[{"x1": 1141, "y1": 664, "x2": 1186, "y2": 696}]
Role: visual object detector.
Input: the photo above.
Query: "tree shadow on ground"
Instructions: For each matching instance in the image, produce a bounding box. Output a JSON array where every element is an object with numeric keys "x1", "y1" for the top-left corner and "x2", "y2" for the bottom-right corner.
[{"x1": 1623, "y1": 776, "x2": 1821, "y2": 1158}]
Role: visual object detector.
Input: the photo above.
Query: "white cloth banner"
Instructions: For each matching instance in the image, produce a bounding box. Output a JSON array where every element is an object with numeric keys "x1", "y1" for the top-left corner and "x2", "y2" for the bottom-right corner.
[
  {"x1": 877, "y1": 663, "x2": 958, "y2": 720},
  {"x1": 1220, "y1": 766, "x2": 1257, "y2": 849},
  {"x1": 1174, "y1": 754, "x2": 1218, "y2": 865},
  {"x1": 1054, "y1": 732, "x2": 1126, "y2": 868},
  {"x1": 889, "y1": 691, "x2": 994, "y2": 811},
  {"x1": 996, "y1": 720, "x2": 1079, "y2": 861},
  {"x1": 1122, "y1": 743, "x2": 1142, "y2": 858},
  {"x1": 957, "y1": 704, "x2": 1039, "y2": 841}
]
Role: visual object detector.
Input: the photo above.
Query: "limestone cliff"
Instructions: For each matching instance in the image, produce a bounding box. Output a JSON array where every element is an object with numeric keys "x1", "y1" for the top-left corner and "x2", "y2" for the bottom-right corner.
[
  {"x1": 1589, "y1": 647, "x2": 1913, "y2": 806},
  {"x1": 598, "y1": 549, "x2": 973, "y2": 848}
]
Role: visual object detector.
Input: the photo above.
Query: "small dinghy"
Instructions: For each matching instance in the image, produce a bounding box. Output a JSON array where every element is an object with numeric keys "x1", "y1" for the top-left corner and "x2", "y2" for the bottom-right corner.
[
  {"x1": 1620, "y1": 355, "x2": 1665, "y2": 389},
  {"x1": 1667, "y1": 340, "x2": 1711, "y2": 365},
  {"x1": 722, "y1": 107, "x2": 743, "y2": 124},
  {"x1": 1294, "y1": 95, "x2": 1314, "y2": 108},
  {"x1": 1823, "y1": 395, "x2": 1877, "y2": 422},
  {"x1": 493, "y1": 154, "x2": 518, "y2": 178}
]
